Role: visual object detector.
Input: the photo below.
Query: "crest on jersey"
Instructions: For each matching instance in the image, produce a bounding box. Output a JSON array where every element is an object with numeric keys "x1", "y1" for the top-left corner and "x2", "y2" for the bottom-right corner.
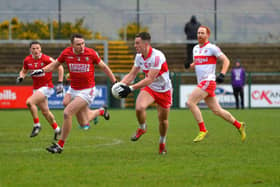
[
  {"x1": 85, "y1": 57, "x2": 89, "y2": 61},
  {"x1": 77, "y1": 57, "x2": 80, "y2": 61},
  {"x1": 144, "y1": 63, "x2": 150, "y2": 68},
  {"x1": 41, "y1": 62, "x2": 44, "y2": 66}
]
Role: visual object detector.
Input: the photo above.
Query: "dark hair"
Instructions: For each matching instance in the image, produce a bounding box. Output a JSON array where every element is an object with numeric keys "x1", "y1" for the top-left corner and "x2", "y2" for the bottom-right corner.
[
  {"x1": 29, "y1": 41, "x2": 41, "y2": 48},
  {"x1": 71, "y1": 33, "x2": 84, "y2": 43},
  {"x1": 135, "y1": 32, "x2": 151, "y2": 41}
]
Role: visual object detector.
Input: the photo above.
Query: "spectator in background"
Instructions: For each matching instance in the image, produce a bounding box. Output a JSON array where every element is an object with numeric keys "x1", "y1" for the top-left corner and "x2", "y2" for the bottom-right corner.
[
  {"x1": 231, "y1": 61, "x2": 246, "y2": 109},
  {"x1": 16, "y1": 41, "x2": 64, "y2": 140},
  {"x1": 184, "y1": 15, "x2": 201, "y2": 66}
]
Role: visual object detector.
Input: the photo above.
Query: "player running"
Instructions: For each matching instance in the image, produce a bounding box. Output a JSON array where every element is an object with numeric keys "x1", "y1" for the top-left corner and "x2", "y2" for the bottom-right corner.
[
  {"x1": 16, "y1": 41, "x2": 64, "y2": 140},
  {"x1": 184, "y1": 25, "x2": 246, "y2": 142},
  {"x1": 118, "y1": 32, "x2": 172, "y2": 154},
  {"x1": 64, "y1": 72, "x2": 98, "y2": 130},
  {"x1": 31, "y1": 34, "x2": 117, "y2": 154}
]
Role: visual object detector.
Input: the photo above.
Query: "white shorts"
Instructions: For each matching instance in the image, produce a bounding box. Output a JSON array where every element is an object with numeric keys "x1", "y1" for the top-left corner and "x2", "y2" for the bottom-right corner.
[
  {"x1": 33, "y1": 86, "x2": 54, "y2": 98},
  {"x1": 66, "y1": 86, "x2": 96, "y2": 105}
]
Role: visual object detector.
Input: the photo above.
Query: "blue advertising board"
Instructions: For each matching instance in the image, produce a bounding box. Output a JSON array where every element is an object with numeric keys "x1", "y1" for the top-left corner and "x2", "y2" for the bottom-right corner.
[{"x1": 48, "y1": 85, "x2": 108, "y2": 109}]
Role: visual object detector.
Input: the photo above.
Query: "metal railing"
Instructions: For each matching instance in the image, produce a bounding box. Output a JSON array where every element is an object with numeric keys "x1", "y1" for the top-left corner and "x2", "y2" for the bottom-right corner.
[
  {"x1": 0, "y1": 40, "x2": 108, "y2": 64},
  {"x1": 1, "y1": 8, "x2": 280, "y2": 43}
]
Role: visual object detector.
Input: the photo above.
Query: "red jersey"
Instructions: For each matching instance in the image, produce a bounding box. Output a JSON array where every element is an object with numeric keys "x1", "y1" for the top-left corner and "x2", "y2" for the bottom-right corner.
[
  {"x1": 23, "y1": 54, "x2": 54, "y2": 89},
  {"x1": 57, "y1": 47, "x2": 101, "y2": 90}
]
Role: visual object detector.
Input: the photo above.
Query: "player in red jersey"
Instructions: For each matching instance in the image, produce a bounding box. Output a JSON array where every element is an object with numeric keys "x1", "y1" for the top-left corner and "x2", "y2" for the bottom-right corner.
[
  {"x1": 31, "y1": 34, "x2": 117, "y2": 154},
  {"x1": 16, "y1": 41, "x2": 64, "y2": 140},
  {"x1": 184, "y1": 25, "x2": 246, "y2": 142}
]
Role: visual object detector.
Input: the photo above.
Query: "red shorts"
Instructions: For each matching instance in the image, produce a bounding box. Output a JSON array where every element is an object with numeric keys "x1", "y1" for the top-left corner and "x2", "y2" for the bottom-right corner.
[
  {"x1": 197, "y1": 80, "x2": 216, "y2": 97},
  {"x1": 142, "y1": 86, "x2": 172, "y2": 108}
]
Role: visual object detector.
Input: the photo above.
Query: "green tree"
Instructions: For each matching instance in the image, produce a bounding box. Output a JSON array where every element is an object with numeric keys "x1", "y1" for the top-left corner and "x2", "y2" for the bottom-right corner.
[
  {"x1": 0, "y1": 17, "x2": 106, "y2": 40},
  {"x1": 118, "y1": 22, "x2": 149, "y2": 40}
]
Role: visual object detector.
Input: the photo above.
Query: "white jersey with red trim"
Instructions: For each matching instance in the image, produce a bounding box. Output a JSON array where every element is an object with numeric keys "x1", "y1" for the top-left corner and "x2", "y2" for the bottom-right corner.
[
  {"x1": 134, "y1": 48, "x2": 172, "y2": 92},
  {"x1": 193, "y1": 42, "x2": 224, "y2": 83}
]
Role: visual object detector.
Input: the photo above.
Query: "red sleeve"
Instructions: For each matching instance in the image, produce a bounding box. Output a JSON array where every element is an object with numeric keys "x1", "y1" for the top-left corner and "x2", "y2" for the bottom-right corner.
[
  {"x1": 91, "y1": 49, "x2": 101, "y2": 64},
  {"x1": 43, "y1": 54, "x2": 53, "y2": 65},
  {"x1": 23, "y1": 58, "x2": 29, "y2": 70},
  {"x1": 57, "y1": 50, "x2": 66, "y2": 64}
]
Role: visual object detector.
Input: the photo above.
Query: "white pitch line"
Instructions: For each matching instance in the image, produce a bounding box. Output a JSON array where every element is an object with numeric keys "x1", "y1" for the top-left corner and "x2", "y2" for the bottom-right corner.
[{"x1": 6, "y1": 136, "x2": 123, "y2": 153}]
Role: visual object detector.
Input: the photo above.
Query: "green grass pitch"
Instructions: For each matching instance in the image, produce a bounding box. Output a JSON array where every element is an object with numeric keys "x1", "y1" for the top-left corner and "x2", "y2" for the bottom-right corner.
[{"x1": 1, "y1": 109, "x2": 280, "y2": 186}]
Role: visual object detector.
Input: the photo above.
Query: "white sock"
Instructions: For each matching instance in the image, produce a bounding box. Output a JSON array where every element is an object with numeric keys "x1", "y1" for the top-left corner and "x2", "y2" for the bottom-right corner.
[
  {"x1": 34, "y1": 123, "x2": 40, "y2": 127},
  {"x1": 159, "y1": 136, "x2": 166, "y2": 144},
  {"x1": 55, "y1": 127, "x2": 60, "y2": 133},
  {"x1": 139, "y1": 123, "x2": 146, "y2": 130}
]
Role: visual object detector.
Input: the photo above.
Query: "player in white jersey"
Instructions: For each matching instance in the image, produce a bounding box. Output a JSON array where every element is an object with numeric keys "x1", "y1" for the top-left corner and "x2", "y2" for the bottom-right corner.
[
  {"x1": 184, "y1": 25, "x2": 246, "y2": 142},
  {"x1": 117, "y1": 32, "x2": 172, "y2": 154}
]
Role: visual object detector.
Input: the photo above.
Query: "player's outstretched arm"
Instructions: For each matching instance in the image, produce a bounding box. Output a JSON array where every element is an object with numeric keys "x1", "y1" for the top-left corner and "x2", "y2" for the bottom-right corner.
[
  {"x1": 55, "y1": 64, "x2": 64, "y2": 95},
  {"x1": 30, "y1": 60, "x2": 61, "y2": 76},
  {"x1": 121, "y1": 66, "x2": 140, "y2": 85},
  {"x1": 57, "y1": 64, "x2": 64, "y2": 83},
  {"x1": 218, "y1": 54, "x2": 230, "y2": 75},
  {"x1": 216, "y1": 54, "x2": 230, "y2": 83},
  {"x1": 16, "y1": 68, "x2": 28, "y2": 84},
  {"x1": 97, "y1": 60, "x2": 117, "y2": 83},
  {"x1": 44, "y1": 60, "x2": 61, "y2": 73},
  {"x1": 130, "y1": 68, "x2": 159, "y2": 90}
]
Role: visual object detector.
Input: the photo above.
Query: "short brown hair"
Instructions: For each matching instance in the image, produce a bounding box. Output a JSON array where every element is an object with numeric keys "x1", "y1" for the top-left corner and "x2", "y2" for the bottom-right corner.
[
  {"x1": 29, "y1": 41, "x2": 41, "y2": 48},
  {"x1": 135, "y1": 32, "x2": 151, "y2": 41},
  {"x1": 71, "y1": 33, "x2": 84, "y2": 43}
]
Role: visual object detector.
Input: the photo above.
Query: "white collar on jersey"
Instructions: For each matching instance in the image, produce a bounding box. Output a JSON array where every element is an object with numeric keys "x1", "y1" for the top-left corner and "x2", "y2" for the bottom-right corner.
[
  {"x1": 142, "y1": 47, "x2": 153, "y2": 60},
  {"x1": 72, "y1": 48, "x2": 84, "y2": 55},
  {"x1": 199, "y1": 41, "x2": 210, "y2": 48},
  {"x1": 32, "y1": 53, "x2": 42, "y2": 60}
]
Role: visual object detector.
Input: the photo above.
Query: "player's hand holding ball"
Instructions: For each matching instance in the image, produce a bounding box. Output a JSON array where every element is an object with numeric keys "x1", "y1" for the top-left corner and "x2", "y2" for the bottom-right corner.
[
  {"x1": 111, "y1": 82, "x2": 125, "y2": 99},
  {"x1": 118, "y1": 85, "x2": 133, "y2": 98},
  {"x1": 111, "y1": 82, "x2": 134, "y2": 99}
]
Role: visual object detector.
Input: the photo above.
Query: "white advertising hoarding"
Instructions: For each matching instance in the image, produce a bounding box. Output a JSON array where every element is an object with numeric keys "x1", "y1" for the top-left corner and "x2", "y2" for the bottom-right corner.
[
  {"x1": 251, "y1": 85, "x2": 280, "y2": 107},
  {"x1": 180, "y1": 85, "x2": 248, "y2": 108}
]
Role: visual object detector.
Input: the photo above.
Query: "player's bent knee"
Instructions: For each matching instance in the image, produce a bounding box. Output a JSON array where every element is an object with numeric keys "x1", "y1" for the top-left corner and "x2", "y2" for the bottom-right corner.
[
  {"x1": 63, "y1": 111, "x2": 72, "y2": 119},
  {"x1": 186, "y1": 100, "x2": 195, "y2": 108},
  {"x1": 62, "y1": 100, "x2": 69, "y2": 107},
  {"x1": 26, "y1": 99, "x2": 32, "y2": 107},
  {"x1": 135, "y1": 105, "x2": 146, "y2": 112},
  {"x1": 212, "y1": 109, "x2": 222, "y2": 116},
  {"x1": 160, "y1": 119, "x2": 168, "y2": 125}
]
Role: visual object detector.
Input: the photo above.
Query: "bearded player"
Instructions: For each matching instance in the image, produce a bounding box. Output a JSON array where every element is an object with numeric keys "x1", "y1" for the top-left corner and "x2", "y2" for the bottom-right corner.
[
  {"x1": 31, "y1": 34, "x2": 117, "y2": 153},
  {"x1": 184, "y1": 25, "x2": 246, "y2": 142}
]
